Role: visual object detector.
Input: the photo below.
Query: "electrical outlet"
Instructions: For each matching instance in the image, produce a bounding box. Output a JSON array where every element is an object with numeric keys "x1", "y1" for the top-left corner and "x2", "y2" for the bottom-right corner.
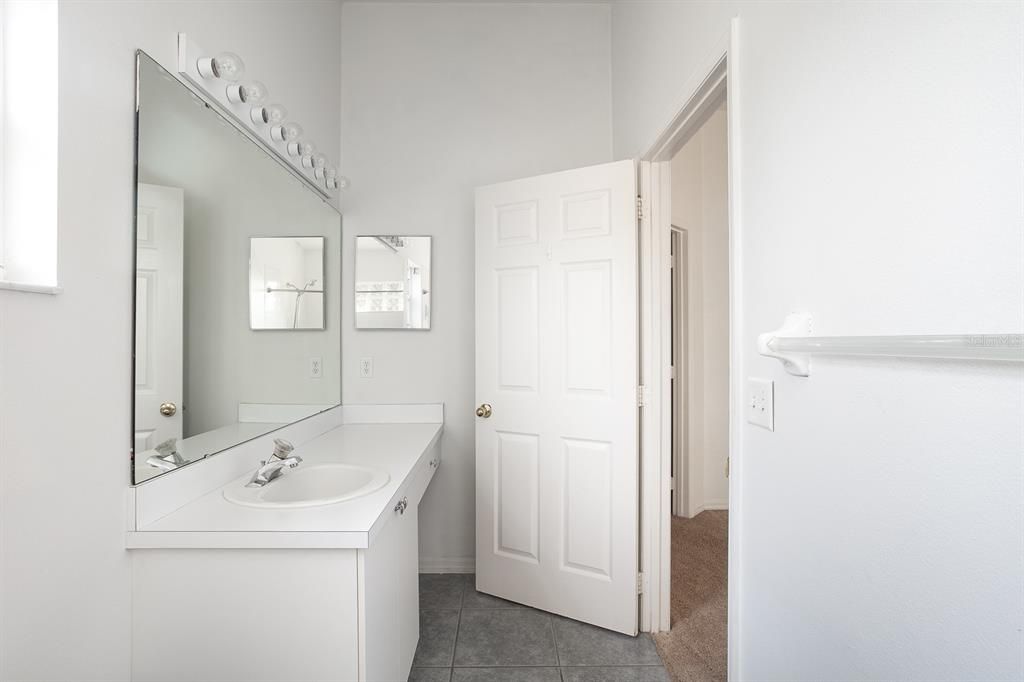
[
  {"x1": 309, "y1": 357, "x2": 323, "y2": 379},
  {"x1": 359, "y1": 358, "x2": 373, "y2": 378},
  {"x1": 747, "y1": 378, "x2": 774, "y2": 431}
]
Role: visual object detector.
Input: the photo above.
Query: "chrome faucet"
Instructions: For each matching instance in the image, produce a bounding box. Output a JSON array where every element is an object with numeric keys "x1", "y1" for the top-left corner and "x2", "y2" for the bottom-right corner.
[
  {"x1": 146, "y1": 438, "x2": 186, "y2": 471},
  {"x1": 246, "y1": 438, "x2": 303, "y2": 488}
]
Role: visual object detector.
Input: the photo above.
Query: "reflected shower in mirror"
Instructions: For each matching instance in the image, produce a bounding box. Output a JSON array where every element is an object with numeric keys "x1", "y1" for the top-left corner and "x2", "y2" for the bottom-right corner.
[
  {"x1": 250, "y1": 237, "x2": 326, "y2": 330},
  {"x1": 132, "y1": 52, "x2": 341, "y2": 484},
  {"x1": 354, "y1": 236, "x2": 432, "y2": 330}
]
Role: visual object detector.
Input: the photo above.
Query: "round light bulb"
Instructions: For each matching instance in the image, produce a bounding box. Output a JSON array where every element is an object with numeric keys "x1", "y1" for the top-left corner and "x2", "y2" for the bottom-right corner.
[
  {"x1": 226, "y1": 80, "x2": 267, "y2": 105},
  {"x1": 312, "y1": 153, "x2": 328, "y2": 179},
  {"x1": 265, "y1": 104, "x2": 288, "y2": 124},
  {"x1": 212, "y1": 52, "x2": 245, "y2": 81},
  {"x1": 336, "y1": 176, "x2": 350, "y2": 189},
  {"x1": 325, "y1": 167, "x2": 337, "y2": 180},
  {"x1": 298, "y1": 141, "x2": 316, "y2": 157},
  {"x1": 278, "y1": 122, "x2": 303, "y2": 148},
  {"x1": 240, "y1": 81, "x2": 267, "y2": 104}
]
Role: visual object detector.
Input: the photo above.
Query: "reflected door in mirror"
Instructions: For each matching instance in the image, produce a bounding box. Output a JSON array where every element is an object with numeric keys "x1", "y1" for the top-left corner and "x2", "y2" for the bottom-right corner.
[{"x1": 134, "y1": 183, "x2": 184, "y2": 461}]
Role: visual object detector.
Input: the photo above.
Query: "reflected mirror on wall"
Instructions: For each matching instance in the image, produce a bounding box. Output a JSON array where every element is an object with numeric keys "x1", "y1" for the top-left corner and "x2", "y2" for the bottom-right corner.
[
  {"x1": 355, "y1": 236, "x2": 432, "y2": 330},
  {"x1": 132, "y1": 51, "x2": 341, "y2": 485},
  {"x1": 250, "y1": 237, "x2": 326, "y2": 330}
]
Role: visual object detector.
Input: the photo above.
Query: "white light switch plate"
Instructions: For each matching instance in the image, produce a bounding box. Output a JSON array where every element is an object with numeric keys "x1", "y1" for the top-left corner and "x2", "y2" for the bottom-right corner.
[
  {"x1": 359, "y1": 358, "x2": 373, "y2": 378},
  {"x1": 747, "y1": 378, "x2": 774, "y2": 431}
]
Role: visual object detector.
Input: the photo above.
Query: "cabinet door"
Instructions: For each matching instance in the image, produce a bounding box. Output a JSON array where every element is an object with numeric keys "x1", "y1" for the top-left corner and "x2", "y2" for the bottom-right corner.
[
  {"x1": 360, "y1": 500, "x2": 420, "y2": 681},
  {"x1": 396, "y1": 504, "x2": 420, "y2": 674}
]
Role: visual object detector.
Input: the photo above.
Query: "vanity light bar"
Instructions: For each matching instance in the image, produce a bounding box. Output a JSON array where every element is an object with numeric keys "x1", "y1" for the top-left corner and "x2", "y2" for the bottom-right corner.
[{"x1": 176, "y1": 33, "x2": 348, "y2": 196}]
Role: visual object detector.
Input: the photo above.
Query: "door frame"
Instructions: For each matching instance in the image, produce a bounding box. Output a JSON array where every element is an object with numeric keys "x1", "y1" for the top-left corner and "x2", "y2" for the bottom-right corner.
[
  {"x1": 670, "y1": 225, "x2": 688, "y2": 519},
  {"x1": 637, "y1": 17, "x2": 742, "y2": 679}
]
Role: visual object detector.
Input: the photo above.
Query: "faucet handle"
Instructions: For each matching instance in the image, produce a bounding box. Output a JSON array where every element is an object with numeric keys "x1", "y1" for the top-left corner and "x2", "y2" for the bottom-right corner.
[{"x1": 272, "y1": 438, "x2": 295, "y2": 459}]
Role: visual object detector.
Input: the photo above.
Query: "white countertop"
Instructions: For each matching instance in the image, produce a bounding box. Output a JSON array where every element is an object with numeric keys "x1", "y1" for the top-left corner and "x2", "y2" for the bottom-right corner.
[{"x1": 126, "y1": 421, "x2": 442, "y2": 550}]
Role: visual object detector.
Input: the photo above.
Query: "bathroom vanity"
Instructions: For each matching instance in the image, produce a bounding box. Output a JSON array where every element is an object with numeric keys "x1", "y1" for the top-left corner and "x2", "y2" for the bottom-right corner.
[
  {"x1": 126, "y1": 45, "x2": 446, "y2": 682},
  {"x1": 126, "y1": 406, "x2": 442, "y2": 682}
]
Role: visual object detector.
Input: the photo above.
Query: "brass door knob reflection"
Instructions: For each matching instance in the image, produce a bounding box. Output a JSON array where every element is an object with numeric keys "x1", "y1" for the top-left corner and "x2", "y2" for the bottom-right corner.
[
  {"x1": 475, "y1": 403, "x2": 492, "y2": 418},
  {"x1": 159, "y1": 402, "x2": 177, "y2": 417}
]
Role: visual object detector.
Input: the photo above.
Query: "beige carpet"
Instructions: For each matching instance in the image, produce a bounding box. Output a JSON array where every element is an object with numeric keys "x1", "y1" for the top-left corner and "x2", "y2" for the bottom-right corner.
[{"x1": 653, "y1": 510, "x2": 728, "y2": 682}]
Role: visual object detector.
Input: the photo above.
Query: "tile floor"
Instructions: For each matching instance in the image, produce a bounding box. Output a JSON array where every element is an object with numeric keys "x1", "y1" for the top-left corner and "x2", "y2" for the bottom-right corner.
[{"x1": 409, "y1": 574, "x2": 671, "y2": 682}]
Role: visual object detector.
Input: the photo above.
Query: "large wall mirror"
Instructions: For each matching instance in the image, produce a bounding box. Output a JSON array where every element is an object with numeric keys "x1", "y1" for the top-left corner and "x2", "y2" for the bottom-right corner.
[{"x1": 132, "y1": 52, "x2": 341, "y2": 484}]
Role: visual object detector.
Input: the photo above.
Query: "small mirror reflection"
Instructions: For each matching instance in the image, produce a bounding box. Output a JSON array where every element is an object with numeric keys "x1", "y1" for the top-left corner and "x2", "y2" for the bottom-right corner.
[{"x1": 355, "y1": 236, "x2": 432, "y2": 330}]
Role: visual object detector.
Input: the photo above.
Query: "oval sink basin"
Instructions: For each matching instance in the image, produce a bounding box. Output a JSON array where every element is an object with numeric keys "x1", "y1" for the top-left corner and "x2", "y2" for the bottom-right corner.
[{"x1": 223, "y1": 463, "x2": 390, "y2": 509}]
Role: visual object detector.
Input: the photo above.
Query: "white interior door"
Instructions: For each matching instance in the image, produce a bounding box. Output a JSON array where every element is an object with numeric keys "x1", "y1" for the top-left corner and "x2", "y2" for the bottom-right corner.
[
  {"x1": 475, "y1": 160, "x2": 639, "y2": 635},
  {"x1": 134, "y1": 183, "x2": 184, "y2": 455}
]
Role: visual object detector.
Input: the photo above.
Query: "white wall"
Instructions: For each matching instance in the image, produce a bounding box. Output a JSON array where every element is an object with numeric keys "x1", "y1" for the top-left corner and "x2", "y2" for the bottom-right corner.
[
  {"x1": 671, "y1": 105, "x2": 729, "y2": 517},
  {"x1": 0, "y1": 2, "x2": 340, "y2": 679},
  {"x1": 615, "y1": 2, "x2": 1023, "y2": 679},
  {"x1": 340, "y1": 1, "x2": 613, "y2": 570}
]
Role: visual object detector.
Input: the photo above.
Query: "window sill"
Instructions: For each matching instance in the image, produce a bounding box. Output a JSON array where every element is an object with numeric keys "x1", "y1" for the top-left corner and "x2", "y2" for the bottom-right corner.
[{"x1": 0, "y1": 279, "x2": 62, "y2": 295}]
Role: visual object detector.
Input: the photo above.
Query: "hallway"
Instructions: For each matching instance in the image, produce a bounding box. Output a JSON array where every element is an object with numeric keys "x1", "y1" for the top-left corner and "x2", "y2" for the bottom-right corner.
[{"x1": 654, "y1": 511, "x2": 728, "y2": 682}]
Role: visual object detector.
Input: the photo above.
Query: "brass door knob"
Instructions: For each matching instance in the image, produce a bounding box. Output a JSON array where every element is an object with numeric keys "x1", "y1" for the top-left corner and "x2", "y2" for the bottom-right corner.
[
  {"x1": 475, "y1": 403, "x2": 492, "y2": 418},
  {"x1": 159, "y1": 402, "x2": 177, "y2": 417}
]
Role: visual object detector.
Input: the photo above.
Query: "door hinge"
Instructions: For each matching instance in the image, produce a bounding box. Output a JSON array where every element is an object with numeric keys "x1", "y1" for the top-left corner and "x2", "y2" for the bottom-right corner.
[
  {"x1": 637, "y1": 572, "x2": 645, "y2": 595},
  {"x1": 636, "y1": 196, "x2": 644, "y2": 220},
  {"x1": 637, "y1": 384, "x2": 646, "y2": 408}
]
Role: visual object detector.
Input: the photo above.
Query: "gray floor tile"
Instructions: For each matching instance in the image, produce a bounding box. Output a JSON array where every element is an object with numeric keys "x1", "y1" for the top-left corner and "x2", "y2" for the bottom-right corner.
[
  {"x1": 553, "y1": 617, "x2": 662, "y2": 666},
  {"x1": 451, "y1": 668, "x2": 561, "y2": 682},
  {"x1": 454, "y1": 608, "x2": 558, "y2": 666},
  {"x1": 409, "y1": 668, "x2": 453, "y2": 682},
  {"x1": 420, "y1": 573, "x2": 467, "y2": 609},
  {"x1": 414, "y1": 609, "x2": 461, "y2": 667},
  {"x1": 561, "y1": 666, "x2": 671, "y2": 682},
  {"x1": 461, "y1": 575, "x2": 525, "y2": 609}
]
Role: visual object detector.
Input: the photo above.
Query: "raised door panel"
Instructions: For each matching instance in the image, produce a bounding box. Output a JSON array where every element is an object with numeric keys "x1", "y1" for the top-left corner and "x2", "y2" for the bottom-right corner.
[{"x1": 475, "y1": 160, "x2": 639, "y2": 636}]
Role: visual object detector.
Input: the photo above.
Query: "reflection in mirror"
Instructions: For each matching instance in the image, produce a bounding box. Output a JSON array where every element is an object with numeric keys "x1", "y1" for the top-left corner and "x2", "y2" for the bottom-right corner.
[
  {"x1": 133, "y1": 52, "x2": 341, "y2": 484},
  {"x1": 354, "y1": 236, "x2": 432, "y2": 330},
  {"x1": 250, "y1": 237, "x2": 326, "y2": 330}
]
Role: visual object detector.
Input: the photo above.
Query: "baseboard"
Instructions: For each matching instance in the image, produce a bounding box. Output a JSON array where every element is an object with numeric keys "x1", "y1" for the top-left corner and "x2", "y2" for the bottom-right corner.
[
  {"x1": 420, "y1": 557, "x2": 475, "y2": 574},
  {"x1": 679, "y1": 500, "x2": 729, "y2": 518}
]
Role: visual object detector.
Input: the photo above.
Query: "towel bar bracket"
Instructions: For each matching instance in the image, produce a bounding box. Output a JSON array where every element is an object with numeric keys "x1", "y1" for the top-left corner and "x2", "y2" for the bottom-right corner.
[{"x1": 757, "y1": 312, "x2": 813, "y2": 377}]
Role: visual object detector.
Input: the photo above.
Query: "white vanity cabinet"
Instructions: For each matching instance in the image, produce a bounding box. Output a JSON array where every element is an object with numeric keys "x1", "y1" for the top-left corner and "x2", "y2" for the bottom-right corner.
[
  {"x1": 359, "y1": 448, "x2": 439, "y2": 679},
  {"x1": 360, "y1": 502, "x2": 419, "y2": 680},
  {"x1": 129, "y1": 421, "x2": 441, "y2": 682}
]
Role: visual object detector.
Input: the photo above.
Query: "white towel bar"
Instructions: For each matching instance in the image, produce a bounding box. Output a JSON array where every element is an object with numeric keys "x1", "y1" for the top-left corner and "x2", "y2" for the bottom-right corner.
[{"x1": 758, "y1": 313, "x2": 1024, "y2": 376}]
